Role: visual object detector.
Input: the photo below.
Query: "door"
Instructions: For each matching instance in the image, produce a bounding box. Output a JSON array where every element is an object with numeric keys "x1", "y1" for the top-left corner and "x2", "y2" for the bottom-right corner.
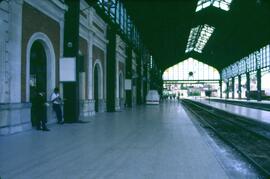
[
  {"x1": 30, "y1": 41, "x2": 47, "y2": 127},
  {"x1": 94, "y1": 65, "x2": 99, "y2": 112}
]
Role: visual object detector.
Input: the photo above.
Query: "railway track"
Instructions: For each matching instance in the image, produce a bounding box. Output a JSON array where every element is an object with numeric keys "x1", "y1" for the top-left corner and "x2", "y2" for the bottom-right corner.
[{"x1": 181, "y1": 99, "x2": 270, "y2": 177}]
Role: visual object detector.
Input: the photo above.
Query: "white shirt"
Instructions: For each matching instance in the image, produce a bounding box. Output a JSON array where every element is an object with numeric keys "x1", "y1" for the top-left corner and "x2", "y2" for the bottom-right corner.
[{"x1": 51, "y1": 93, "x2": 61, "y2": 104}]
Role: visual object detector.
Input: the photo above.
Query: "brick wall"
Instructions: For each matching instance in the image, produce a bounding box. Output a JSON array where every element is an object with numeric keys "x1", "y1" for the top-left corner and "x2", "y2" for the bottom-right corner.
[
  {"x1": 21, "y1": 2, "x2": 60, "y2": 102},
  {"x1": 92, "y1": 45, "x2": 105, "y2": 67}
]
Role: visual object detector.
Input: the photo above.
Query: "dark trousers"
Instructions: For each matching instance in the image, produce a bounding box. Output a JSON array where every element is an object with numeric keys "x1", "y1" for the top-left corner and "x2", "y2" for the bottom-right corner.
[
  {"x1": 36, "y1": 109, "x2": 47, "y2": 129},
  {"x1": 53, "y1": 104, "x2": 62, "y2": 123}
]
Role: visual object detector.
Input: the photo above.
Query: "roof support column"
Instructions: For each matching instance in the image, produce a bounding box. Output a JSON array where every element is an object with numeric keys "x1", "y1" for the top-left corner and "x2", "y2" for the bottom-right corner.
[
  {"x1": 226, "y1": 81, "x2": 229, "y2": 99},
  {"x1": 246, "y1": 72, "x2": 250, "y2": 100},
  {"x1": 238, "y1": 75, "x2": 242, "y2": 99},
  {"x1": 257, "y1": 69, "x2": 262, "y2": 101},
  {"x1": 232, "y1": 77, "x2": 235, "y2": 99},
  {"x1": 219, "y1": 80, "x2": 222, "y2": 98},
  {"x1": 143, "y1": 63, "x2": 148, "y2": 103},
  {"x1": 106, "y1": 26, "x2": 117, "y2": 112},
  {"x1": 63, "y1": 0, "x2": 80, "y2": 123},
  {"x1": 136, "y1": 55, "x2": 142, "y2": 105},
  {"x1": 125, "y1": 45, "x2": 132, "y2": 107}
]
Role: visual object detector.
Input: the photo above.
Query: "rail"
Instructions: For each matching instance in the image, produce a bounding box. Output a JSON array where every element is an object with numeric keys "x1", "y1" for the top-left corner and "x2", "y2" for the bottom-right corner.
[{"x1": 181, "y1": 99, "x2": 270, "y2": 177}]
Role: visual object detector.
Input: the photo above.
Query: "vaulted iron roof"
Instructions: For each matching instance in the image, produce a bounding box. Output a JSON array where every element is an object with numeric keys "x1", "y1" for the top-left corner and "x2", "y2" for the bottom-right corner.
[{"x1": 124, "y1": 0, "x2": 270, "y2": 71}]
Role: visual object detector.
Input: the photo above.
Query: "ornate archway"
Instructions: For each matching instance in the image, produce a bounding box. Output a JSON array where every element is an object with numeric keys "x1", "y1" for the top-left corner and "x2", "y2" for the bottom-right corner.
[{"x1": 93, "y1": 60, "x2": 103, "y2": 112}]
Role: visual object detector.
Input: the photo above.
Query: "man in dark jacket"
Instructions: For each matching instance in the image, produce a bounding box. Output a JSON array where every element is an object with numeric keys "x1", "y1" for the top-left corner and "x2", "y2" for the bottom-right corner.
[{"x1": 34, "y1": 91, "x2": 50, "y2": 131}]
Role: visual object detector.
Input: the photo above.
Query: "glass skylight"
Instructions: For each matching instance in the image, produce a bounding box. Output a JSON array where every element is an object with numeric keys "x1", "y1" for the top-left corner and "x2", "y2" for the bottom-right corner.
[
  {"x1": 185, "y1": 24, "x2": 215, "y2": 53},
  {"x1": 196, "y1": 0, "x2": 233, "y2": 12}
]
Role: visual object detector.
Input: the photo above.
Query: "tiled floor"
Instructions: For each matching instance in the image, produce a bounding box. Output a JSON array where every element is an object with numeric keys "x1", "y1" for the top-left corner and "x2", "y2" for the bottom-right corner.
[{"x1": 0, "y1": 102, "x2": 228, "y2": 179}]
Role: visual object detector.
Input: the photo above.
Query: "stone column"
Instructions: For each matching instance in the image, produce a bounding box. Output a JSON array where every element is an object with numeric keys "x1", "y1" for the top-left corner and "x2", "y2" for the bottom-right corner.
[
  {"x1": 0, "y1": 0, "x2": 32, "y2": 135},
  {"x1": 0, "y1": 1, "x2": 9, "y2": 103},
  {"x1": 8, "y1": 0, "x2": 23, "y2": 103},
  {"x1": 86, "y1": 32, "x2": 94, "y2": 116},
  {"x1": 87, "y1": 33, "x2": 93, "y2": 100}
]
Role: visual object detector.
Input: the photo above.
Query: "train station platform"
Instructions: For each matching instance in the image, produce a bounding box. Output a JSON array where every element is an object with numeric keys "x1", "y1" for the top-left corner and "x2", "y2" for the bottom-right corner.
[
  {"x1": 0, "y1": 103, "x2": 228, "y2": 179},
  {"x1": 191, "y1": 98, "x2": 270, "y2": 124},
  {"x1": 209, "y1": 97, "x2": 270, "y2": 105}
]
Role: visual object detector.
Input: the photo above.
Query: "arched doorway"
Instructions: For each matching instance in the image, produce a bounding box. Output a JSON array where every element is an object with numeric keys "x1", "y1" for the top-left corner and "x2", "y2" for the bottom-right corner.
[
  {"x1": 94, "y1": 64, "x2": 100, "y2": 112},
  {"x1": 30, "y1": 41, "x2": 47, "y2": 127}
]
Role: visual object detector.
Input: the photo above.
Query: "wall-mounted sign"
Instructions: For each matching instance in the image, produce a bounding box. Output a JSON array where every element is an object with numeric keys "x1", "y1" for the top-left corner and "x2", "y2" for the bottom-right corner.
[
  {"x1": 60, "y1": 57, "x2": 76, "y2": 82},
  {"x1": 30, "y1": 74, "x2": 36, "y2": 87},
  {"x1": 125, "y1": 79, "x2": 132, "y2": 90}
]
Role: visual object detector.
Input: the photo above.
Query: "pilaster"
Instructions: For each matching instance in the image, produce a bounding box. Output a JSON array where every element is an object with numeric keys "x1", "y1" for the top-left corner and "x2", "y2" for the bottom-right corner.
[
  {"x1": 257, "y1": 69, "x2": 262, "y2": 101},
  {"x1": 8, "y1": 0, "x2": 23, "y2": 103},
  {"x1": 238, "y1": 75, "x2": 241, "y2": 99},
  {"x1": 246, "y1": 72, "x2": 250, "y2": 100},
  {"x1": 231, "y1": 77, "x2": 235, "y2": 99}
]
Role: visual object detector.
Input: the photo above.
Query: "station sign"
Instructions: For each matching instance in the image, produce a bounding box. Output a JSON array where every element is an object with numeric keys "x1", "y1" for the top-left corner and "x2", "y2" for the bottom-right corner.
[
  {"x1": 125, "y1": 79, "x2": 132, "y2": 90},
  {"x1": 60, "y1": 57, "x2": 76, "y2": 82}
]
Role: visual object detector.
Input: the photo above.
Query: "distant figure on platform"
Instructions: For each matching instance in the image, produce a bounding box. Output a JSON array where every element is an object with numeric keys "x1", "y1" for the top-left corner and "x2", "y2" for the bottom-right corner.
[
  {"x1": 51, "y1": 87, "x2": 64, "y2": 124},
  {"x1": 34, "y1": 90, "x2": 50, "y2": 131},
  {"x1": 177, "y1": 95, "x2": 180, "y2": 102}
]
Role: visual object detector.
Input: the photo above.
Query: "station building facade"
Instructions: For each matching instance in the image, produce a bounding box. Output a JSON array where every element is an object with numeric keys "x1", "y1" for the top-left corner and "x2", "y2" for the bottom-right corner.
[
  {"x1": 0, "y1": 0, "x2": 151, "y2": 135},
  {"x1": 162, "y1": 58, "x2": 220, "y2": 98},
  {"x1": 221, "y1": 44, "x2": 270, "y2": 100}
]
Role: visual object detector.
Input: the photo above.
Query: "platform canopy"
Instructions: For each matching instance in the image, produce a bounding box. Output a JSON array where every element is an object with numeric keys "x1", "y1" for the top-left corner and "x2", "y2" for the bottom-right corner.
[{"x1": 124, "y1": 0, "x2": 270, "y2": 71}]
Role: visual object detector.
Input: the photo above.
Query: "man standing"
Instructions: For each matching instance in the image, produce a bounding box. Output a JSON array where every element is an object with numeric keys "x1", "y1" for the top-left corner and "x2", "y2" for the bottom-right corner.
[
  {"x1": 34, "y1": 90, "x2": 50, "y2": 131},
  {"x1": 51, "y1": 87, "x2": 64, "y2": 124}
]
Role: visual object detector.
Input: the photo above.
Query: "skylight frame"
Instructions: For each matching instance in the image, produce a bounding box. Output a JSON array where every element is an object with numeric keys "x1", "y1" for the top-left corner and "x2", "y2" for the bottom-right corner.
[
  {"x1": 195, "y1": 0, "x2": 233, "y2": 12},
  {"x1": 185, "y1": 24, "x2": 215, "y2": 54}
]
